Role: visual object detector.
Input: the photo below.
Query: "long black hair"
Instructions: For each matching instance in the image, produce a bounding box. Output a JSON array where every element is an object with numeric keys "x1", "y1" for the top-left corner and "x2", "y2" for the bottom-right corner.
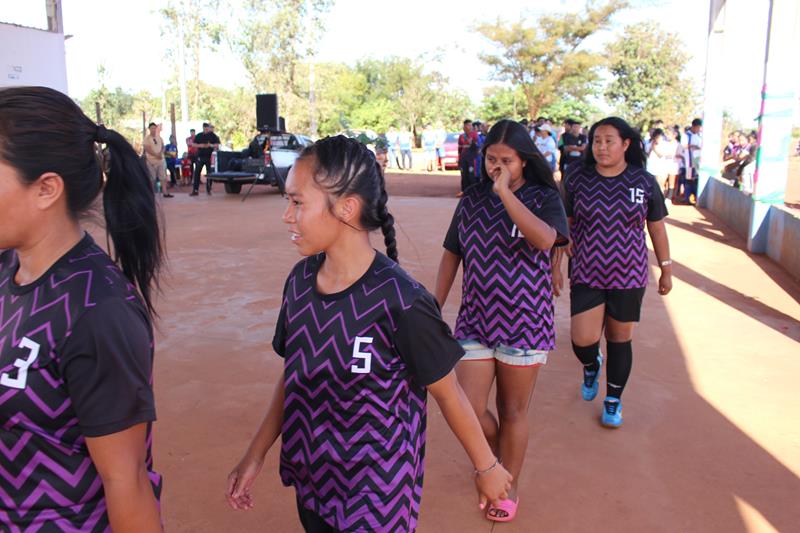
[
  {"x1": 298, "y1": 135, "x2": 398, "y2": 263},
  {"x1": 0, "y1": 86, "x2": 163, "y2": 317},
  {"x1": 583, "y1": 116, "x2": 648, "y2": 169},
  {"x1": 480, "y1": 119, "x2": 559, "y2": 192}
]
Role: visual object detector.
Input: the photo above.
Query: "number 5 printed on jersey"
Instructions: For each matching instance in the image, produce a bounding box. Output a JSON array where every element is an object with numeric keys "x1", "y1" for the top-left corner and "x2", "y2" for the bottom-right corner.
[
  {"x1": 1, "y1": 337, "x2": 40, "y2": 390},
  {"x1": 351, "y1": 336, "x2": 373, "y2": 374}
]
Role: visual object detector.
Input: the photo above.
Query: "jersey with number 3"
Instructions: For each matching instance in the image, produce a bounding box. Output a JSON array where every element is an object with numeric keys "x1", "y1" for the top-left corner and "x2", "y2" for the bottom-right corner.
[
  {"x1": 0, "y1": 234, "x2": 160, "y2": 531},
  {"x1": 563, "y1": 166, "x2": 667, "y2": 289},
  {"x1": 273, "y1": 252, "x2": 463, "y2": 533}
]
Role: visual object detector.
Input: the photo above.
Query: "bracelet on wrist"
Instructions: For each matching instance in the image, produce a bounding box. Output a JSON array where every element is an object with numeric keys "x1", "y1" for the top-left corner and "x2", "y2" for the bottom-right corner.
[
  {"x1": 660, "y1": 259, "x2": 672, "y2": 267},
  {"x1": 473, "y1": 458, "x2": 500, "y2": 476}
]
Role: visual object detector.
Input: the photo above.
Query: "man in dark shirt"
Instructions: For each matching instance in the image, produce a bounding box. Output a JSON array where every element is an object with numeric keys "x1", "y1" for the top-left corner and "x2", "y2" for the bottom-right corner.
[
  {"x1": 559, "y1": 119, "x2": 588, "y2": 174},
  {"x1": 191, "y1": 122, "x2": 220, "y2": 196}
]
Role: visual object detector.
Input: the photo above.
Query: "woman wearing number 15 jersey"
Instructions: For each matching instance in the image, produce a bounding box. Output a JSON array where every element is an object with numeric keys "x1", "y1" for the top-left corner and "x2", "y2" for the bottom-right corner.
[{"x1": 553, "y1": 116, "x2": 672, "y2": 429}]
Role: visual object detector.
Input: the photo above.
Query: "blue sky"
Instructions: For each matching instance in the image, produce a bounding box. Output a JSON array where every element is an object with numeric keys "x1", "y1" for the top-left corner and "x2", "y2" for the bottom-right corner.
[{"x1": 1, "y1": 0, "x2": 774, "y2": 124}]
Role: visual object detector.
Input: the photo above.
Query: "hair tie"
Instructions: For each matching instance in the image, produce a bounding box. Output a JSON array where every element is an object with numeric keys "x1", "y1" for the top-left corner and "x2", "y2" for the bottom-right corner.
[{"x1": 96, "y1": 124, "x2": 111, "y2": 144}]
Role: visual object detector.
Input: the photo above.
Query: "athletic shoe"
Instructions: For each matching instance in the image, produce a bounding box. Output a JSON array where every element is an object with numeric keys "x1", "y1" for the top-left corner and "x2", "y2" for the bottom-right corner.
[
  {"x1": 190, "y1": 190, "x2": 199, "y2": 196},
  {"x1": 581, "y1": 352, "x2": 603, "y2": 401},
  {"x1": 601, "y1": 397, "x2": 623, "y2": 428}
]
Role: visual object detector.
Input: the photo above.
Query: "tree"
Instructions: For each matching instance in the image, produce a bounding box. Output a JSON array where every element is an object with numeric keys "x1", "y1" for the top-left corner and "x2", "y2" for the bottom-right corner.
[
  {"x1": 605, "y1": 22, "x2": 697, "y2": 129},
  {"x1": 230, "y1": 0, "x2": 332, "y2": 92},
  {"x1": 159, "y1": 0, "x2": 225, "y2": 117},
  {"x1": 476, "y1": 0, "x2": 628, "y2": 119}
]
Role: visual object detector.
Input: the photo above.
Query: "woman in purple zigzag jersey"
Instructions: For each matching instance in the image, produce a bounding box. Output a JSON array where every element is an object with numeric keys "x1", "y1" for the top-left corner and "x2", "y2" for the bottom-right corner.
[
  {"x1": 553, "y1": 116, "x2": 672, "y2": 429},
  {"x1": 226, "y1": 136, "x2": 512, "y2": 532},
  {"x1": 0, "y1": 87, "x2": 163, "y2": 531},
  {"x1": 435, "y1": 120, "x2": 569, "y2": 523}
]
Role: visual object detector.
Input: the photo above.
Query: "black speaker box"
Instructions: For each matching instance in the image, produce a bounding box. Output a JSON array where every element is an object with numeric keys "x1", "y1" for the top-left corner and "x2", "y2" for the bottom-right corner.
[{"x1": 256, "y1": 94, "x2": 278, "y2": 130}]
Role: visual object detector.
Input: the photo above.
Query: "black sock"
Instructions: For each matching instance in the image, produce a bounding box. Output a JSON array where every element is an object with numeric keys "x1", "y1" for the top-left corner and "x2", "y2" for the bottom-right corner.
[
  {"x1": 606, "y1": 340, "x2": 632, "y2": 399},
  {"x1": 572, "y1": 342, "x2": 600, "y2": 374}
]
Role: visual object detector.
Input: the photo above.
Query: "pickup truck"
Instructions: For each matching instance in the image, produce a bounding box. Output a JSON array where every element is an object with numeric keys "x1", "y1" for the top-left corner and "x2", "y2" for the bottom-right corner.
[{"x1": 206, "y1": 133, "x2": 314, "y2": 194}]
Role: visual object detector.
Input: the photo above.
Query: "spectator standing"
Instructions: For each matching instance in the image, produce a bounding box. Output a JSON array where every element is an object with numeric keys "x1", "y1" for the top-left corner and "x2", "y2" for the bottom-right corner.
[
  {"x1": 683, "y1": 118, "x2": 703, "y2": 205},
  {"x1": 385, "y1": 127, "x2": 400, "y2": 169},
  {"x1": 181, "y1": 152, "x2": 193, "y2": 186},
  {"x1": 560, "y1": 119, "x2": 588, "y2": 174},
  {"x1": 399, "y1": 128, "x2": 413, "y2": 170},
  {"x1": 144, "y1": 122, "x2": 173, "y2": 198},
  {"x1": 435, "y1": 122, "x2": 447, "y2": 171},
  {"x1": 422, "y1": 124, "x2": 437, "y2": 172},
  {"x1": 534, "y1": 124, "x2": 557, "y2": 172},
  {"x1": 191, "y1": 122, "x2": 220, "y2": 196},
  {"x1": 458, "y1": 119, "x2": 479, "y2": 195},
  {"x1": 657, "y1": 128, "x2": 680, "y2": 201},
  {"x1": 186, "y1": 128, "x2": 198, "y2": 176}
]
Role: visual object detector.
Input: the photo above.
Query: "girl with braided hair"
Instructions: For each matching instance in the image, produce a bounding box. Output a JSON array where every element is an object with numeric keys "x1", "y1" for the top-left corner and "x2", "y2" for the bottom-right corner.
[{"x1": 227, "y1": 135, "x2": 511, "y2": 532}]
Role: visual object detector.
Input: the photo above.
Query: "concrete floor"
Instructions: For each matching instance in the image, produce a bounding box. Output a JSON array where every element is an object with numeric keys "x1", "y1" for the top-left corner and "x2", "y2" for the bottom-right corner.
[{"x1": 119, "y1": 173, "x2": 799, "y2": 532}]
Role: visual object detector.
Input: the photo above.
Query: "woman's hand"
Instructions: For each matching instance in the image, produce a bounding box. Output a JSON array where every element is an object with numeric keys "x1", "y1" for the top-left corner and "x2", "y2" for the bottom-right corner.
[
  {"x1": 474, "y1": 462, "x2": 513, "y2": 510},
  {"x1": 491, "y1": 163, "x2": 512, "y2": 195},
  {"x1": 226, "y1": 454, "x2": 265, "y2": 510},
  {"x1": 658, "y1": 269, "x2": 672, "y2": 295}
]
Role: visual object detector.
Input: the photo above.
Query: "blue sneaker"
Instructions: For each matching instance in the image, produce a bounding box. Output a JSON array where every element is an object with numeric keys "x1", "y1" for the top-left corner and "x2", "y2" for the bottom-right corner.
[
  {"x1": 581, "y1": 353, "x2": 603, "y2": 401},
  {"x1": 601, "y1": 397, "x2": 623, "y2": 428}
]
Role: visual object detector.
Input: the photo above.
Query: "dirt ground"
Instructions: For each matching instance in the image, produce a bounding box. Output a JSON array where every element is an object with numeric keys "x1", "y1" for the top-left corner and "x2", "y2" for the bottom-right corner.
[{"x1": 114, "y1": 172, "x2": 800, "y2": 532}]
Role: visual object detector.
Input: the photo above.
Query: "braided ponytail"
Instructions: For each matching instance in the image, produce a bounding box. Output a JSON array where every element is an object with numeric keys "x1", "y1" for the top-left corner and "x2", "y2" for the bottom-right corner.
[{"x1": 376, "y1": 170, "x2": 399, "y2": 263}]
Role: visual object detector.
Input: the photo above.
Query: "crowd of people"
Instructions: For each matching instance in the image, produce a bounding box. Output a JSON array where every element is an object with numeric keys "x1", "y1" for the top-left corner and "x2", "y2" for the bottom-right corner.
[
  {"x1": 720, "y1": 129, "x2": 759, "y2": 193},
  {"x1": 3, "y1": 85, "x2": 682, "y2": 532}
]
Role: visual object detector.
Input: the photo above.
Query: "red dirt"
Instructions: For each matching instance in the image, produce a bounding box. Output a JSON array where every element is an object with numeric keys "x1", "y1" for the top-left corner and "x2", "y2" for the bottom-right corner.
[{"x1": 104, "y1": 172, "x2": 799, "y2": 532}]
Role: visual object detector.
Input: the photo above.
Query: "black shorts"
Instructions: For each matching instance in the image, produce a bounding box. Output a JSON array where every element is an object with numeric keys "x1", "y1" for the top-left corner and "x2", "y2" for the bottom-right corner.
[{"x1": 570, "y1": 284, "x2": 646, "y2": 323}]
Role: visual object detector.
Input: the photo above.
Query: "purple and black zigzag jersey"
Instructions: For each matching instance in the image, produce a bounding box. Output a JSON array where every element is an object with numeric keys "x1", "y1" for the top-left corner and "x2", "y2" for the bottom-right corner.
[
  {"x1": 273, "y1": 252, "x2": 463, "y2": 532},
  {"x1": 563, "y1": 165, "x2": 667, "y2": 289},
  {"x1": 0, "y1": 234, "x2": 160, "y2": 531},
  {"x1": 443, "y1": 181, "x2": 569, "y2": 351}
]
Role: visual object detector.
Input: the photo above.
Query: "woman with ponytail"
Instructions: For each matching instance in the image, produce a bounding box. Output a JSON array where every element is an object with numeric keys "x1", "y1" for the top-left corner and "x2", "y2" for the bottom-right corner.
[
  {"x1": 227, "y1": 135, "x2": 511, "y2": 532},
  {"x1": 0, "y1": 87, "x2": 163, "y2": 531}
]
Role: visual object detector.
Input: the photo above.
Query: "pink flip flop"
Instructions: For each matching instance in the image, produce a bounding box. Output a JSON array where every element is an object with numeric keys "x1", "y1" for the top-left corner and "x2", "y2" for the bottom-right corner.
[{"x1": 486, "y1": 497, "x2": 519, "y2": 522}]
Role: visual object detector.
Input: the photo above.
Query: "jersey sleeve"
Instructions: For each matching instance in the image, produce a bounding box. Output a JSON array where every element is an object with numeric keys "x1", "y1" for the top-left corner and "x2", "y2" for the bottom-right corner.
[
  {"x1": 272, "y1": 274, "x2": 292, "y2": 357},
  {"x1": 442, "y1": 201, "x2": 462, "y2": 256},
  {"x1": 58, "y1": 299, "x2": 155, "y2": 438},
  {"x1": 534, "y1": 188, "x2": 570, "y2": 246},
  {"x1": 394, "y1": 292, "x2": 464, "y2": 387},
  {"x1": 646, "y1": 174, "x2": 669, "y2": 222}
]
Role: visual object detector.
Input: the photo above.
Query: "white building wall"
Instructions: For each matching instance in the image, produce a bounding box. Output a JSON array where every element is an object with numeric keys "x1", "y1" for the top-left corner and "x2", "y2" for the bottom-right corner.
[{"x1": 0, "y1": 22, "x2": 67, "y2": 92}]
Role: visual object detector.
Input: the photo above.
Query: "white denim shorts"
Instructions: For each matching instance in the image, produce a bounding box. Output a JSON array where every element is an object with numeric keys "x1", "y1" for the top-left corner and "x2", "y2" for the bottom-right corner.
[{"x1": 458, "y1": 340, "x2": 548, "y2": 367}]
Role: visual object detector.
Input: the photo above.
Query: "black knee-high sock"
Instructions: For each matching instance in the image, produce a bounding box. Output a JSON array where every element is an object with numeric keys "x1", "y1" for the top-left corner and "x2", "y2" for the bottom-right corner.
[
  {"x1": 606, "y1": 340, "x2": 632, "y2": 399},
  {"x1": 572, "y1": 342, "x2": 600, "y2": 374}
]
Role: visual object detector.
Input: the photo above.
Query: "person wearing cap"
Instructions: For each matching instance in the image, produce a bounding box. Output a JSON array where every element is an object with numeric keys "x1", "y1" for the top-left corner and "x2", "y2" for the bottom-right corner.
[
  {"x1": 191, "y1": 122, "x2": 220, "y2": 196},
  {"x1": 143, "y1": 122, "x2": 173, "y2": 198},
  {"x1": 534, "y1": 124, "x2": 557, "y2": 172}
]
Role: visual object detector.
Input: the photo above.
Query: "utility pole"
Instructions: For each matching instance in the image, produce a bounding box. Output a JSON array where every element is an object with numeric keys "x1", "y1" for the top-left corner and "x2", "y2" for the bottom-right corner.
[{"x1": 177, "y1": 0, "x2": 189, "y2": 125}]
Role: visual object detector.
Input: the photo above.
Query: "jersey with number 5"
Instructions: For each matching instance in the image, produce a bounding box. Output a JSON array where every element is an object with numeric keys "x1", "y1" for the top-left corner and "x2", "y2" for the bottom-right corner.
[
  {"x1": 0, "y1": 234, "x2": 161, "y2": 531},
  {"x1": 272, "y1": 252, "x2": 463, "y2": 533},
  {"x1": 563, "y1": 165, "x2": 668, "y2": 289}
]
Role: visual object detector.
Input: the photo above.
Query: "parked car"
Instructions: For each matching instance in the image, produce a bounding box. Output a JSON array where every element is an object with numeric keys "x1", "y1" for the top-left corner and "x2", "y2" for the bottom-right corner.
[
  {"x1": 442, "y1": 132, "x2": 460, "y2": 170},
  {"x1": 207, "y1": 133, "x2": 313, "y2": 194}
]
